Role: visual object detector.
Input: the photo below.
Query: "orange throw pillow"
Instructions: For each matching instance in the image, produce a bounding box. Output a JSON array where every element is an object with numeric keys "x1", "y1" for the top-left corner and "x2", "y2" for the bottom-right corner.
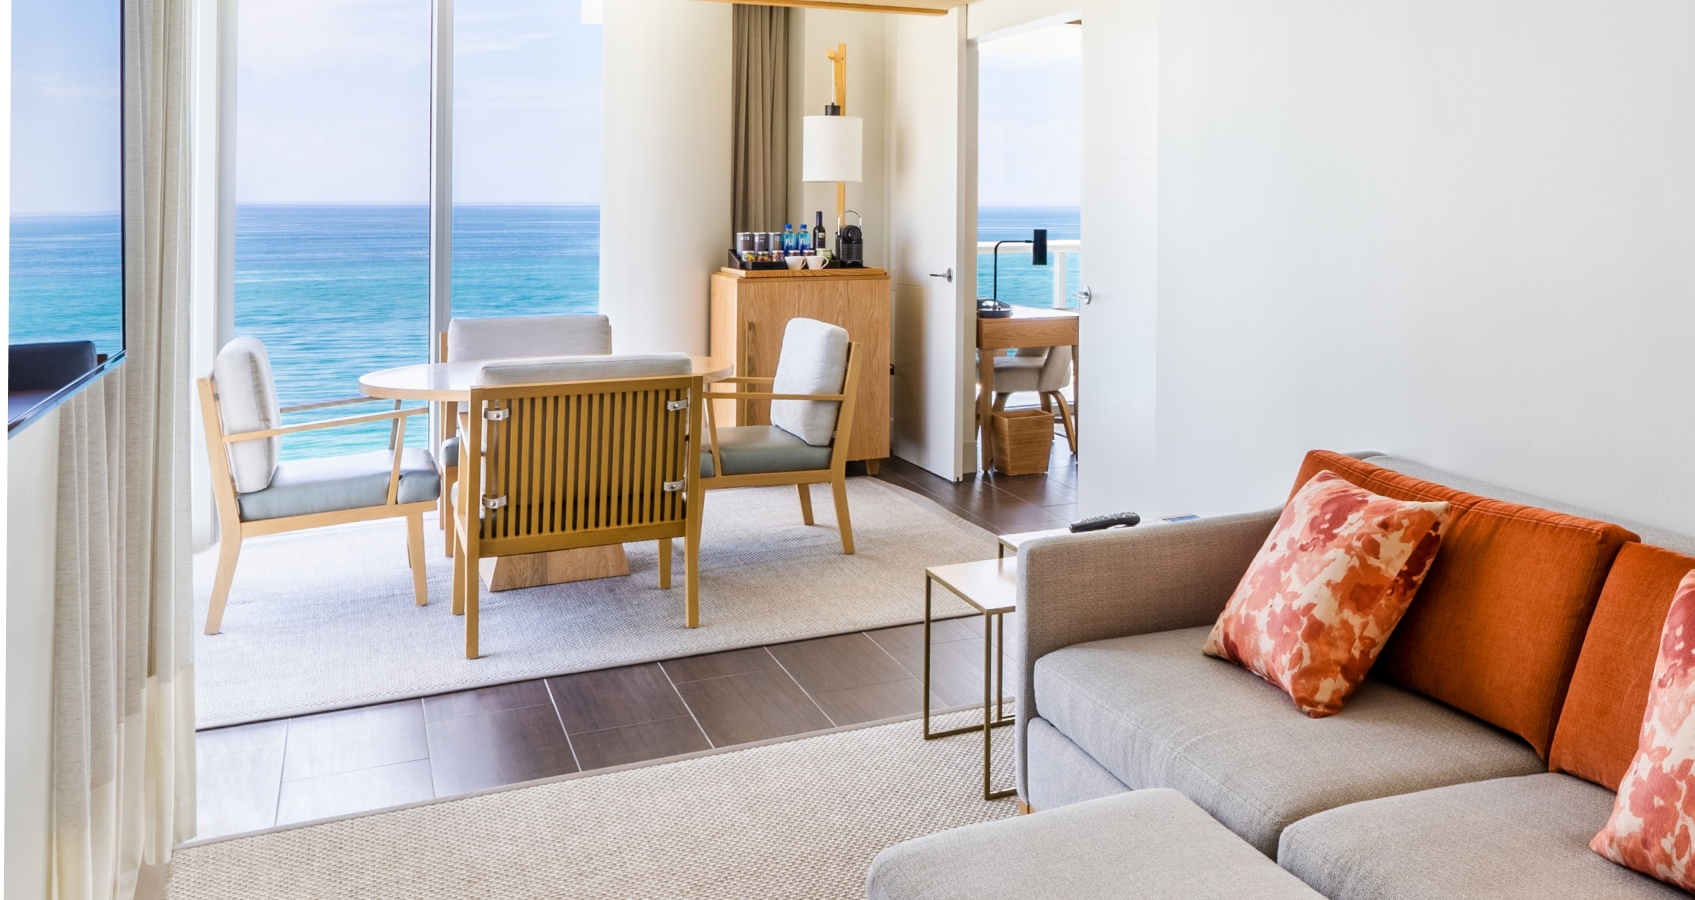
[
  {"x1": 1592, "y1": 571, "x2": 1695, "y2": 890},
  {"x1": 1551, "y1": 543, "x2": 1695, "y2": 791},
  {"x1": 1204, "y1": 471, "x2": 1450, "y2": 718}
]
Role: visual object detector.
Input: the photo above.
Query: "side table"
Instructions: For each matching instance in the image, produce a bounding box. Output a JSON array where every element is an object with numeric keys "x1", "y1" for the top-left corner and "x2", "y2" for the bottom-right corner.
[{"x1": 922, "y1": 557, "x2": 1018, "y2": 800}]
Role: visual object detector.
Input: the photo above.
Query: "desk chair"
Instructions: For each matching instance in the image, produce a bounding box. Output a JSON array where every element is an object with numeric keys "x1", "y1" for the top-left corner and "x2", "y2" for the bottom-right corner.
[
  {"x1": 452, "y1": 354, "x2": 702, "y2": 658},
  {"x1": 700, "y1": 318, "x2": 862, "y2": 554},
  {"x1": 199, "y1": 337, "x2": 438, "y2": 635},
  {"x1": 437, "y1": 314, "x2": 613, "y2": 555},
  {"x1": 987, "y1": 345, "x2": 1076, "y2": 454}
]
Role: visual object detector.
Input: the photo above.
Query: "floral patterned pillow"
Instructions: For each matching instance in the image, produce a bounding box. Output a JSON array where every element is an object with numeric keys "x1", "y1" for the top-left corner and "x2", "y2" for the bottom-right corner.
[
  {"x1": 1203, "y1": 471, "x2": 1450, "y2": 717},
  {"x1": 1592, "y1": 570, "x2": 1695, "y2": 890}
]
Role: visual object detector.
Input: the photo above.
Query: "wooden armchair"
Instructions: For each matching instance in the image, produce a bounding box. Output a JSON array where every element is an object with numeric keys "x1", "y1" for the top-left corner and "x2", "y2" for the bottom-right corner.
[
  {"x1": 199, "y1": 337, "x2": 439, "y2": 635},
  {"x1": 452, "y1": 354, "x2": 703, "y2": 659},
  {"x1": 700, "y1": 318, "x2": 863, "y2": 554}
]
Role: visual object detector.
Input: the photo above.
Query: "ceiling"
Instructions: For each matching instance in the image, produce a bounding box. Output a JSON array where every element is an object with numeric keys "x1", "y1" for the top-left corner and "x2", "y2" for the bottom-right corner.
[{"x1": 691, "y1": 0, "x2": 967, "y2": 16}]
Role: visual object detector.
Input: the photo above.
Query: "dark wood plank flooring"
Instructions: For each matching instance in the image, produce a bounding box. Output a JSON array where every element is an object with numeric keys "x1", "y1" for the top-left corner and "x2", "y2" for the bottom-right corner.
[{"x1": 195, "y1": 436, "x2": 1075, "y2": 840}]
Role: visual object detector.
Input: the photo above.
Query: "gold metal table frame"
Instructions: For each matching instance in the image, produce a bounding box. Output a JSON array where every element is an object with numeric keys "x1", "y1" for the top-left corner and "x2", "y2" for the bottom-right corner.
[{"x1": 921, "y1": 558, "x2": 1017, "y2": 801}]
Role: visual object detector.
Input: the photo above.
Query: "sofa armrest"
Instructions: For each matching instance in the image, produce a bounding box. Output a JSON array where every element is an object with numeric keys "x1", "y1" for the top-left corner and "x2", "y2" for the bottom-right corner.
[{"x1": 1013, "y1": 508, "x2": 1281, "y2": 799}]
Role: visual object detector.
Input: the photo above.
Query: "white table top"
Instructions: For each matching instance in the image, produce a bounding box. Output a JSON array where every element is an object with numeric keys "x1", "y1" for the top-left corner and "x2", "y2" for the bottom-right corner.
[{"x1": 359, "y1": 355, "x2": 735, "y2": 402}]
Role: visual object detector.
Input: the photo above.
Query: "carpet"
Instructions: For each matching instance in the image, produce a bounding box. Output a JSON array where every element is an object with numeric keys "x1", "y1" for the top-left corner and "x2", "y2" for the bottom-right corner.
[
  {"x1": 195, "y1": 478, "x2": 992, "y2": 727},
  {"x1": 163, "y1": 709, "x2": 1018, "y2": 900}
]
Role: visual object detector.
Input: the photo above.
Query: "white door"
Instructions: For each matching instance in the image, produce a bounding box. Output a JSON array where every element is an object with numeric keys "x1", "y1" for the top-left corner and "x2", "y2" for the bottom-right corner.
[{"x1": 886, "y1": 9, "x2": 972, "y2": 480}]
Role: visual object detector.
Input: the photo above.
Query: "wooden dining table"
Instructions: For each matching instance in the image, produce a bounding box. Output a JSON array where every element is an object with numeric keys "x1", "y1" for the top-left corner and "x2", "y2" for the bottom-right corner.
[{"x1": 358, "y1": 355, "x2": 734, "y2": 591}]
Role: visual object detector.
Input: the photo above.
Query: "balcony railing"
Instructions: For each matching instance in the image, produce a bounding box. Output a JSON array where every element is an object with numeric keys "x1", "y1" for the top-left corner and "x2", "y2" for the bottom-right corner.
[{"x1": 976, "y1": 239, "x2": 1082, "y2": 309}]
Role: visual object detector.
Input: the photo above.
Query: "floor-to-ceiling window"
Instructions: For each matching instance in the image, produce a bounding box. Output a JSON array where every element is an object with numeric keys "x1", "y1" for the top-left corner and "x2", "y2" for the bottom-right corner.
[
  {"x1": 451, "y1": 0, "x2": 602, "y2": 320},
  {"x1": 234, "y1": 0, "x2": 433, "y2": 458},
  {"x1": 976, "y1": 23, "x2": 1081, "y2": 309}
]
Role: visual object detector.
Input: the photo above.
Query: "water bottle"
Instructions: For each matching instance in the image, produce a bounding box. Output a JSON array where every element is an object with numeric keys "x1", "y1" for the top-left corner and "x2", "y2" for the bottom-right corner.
[
  {"x1": 798, "y1": 224, "x2": 812, "y2": 252},
  {"x1": 782, "y1": 224, "x2": 795, "y2": 253}
]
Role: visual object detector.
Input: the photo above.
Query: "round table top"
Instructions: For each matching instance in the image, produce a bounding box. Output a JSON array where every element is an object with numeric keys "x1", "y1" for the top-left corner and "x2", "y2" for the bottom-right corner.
[{"x1": 359, "y1": 355, "x2": 735, "y2": 401}]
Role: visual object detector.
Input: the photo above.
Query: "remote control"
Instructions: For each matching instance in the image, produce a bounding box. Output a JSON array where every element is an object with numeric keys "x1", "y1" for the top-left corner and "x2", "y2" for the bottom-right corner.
[{"x1": 1069, "y1": 512, "x2": 1141, "y2": 533}]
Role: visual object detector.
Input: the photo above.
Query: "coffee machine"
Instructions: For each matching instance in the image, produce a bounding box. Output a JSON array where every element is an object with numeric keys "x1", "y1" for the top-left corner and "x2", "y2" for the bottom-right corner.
[{"x1": 836, "y1": 211, "x2": 864, "y2": 267}]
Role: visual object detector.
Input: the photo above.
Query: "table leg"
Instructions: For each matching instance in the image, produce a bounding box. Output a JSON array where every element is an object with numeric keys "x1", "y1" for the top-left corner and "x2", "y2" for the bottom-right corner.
[
  {"x1": 977, "y1": 349, "x2": 996, "y2": 473},
  {"x1": 981, "y1": 609, "x2": 1014, "y2": 800},
  {"x1": 923, "y1": 576, "x2": 934, "y2": 739}
]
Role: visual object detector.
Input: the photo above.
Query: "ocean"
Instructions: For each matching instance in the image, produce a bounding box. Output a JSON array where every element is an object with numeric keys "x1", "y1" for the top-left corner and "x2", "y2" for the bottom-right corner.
[{"x1": 10, "y1": 203, "x2": 1079, "y2": 460}]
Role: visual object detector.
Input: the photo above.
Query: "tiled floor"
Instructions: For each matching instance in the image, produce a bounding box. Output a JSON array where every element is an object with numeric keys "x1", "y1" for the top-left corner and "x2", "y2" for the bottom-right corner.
[{"x1": 195, "y1": 429, "x2": 1075, "y2": 840}]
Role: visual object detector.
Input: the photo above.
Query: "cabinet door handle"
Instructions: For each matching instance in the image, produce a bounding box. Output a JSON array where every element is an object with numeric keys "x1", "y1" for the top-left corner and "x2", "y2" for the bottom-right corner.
[{"x1": 929, "y1": 269, "x2": 953, "y2": 283}]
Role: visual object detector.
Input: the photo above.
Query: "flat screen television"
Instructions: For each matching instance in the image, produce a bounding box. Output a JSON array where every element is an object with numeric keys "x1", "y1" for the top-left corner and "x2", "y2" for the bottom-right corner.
[{"x1": 8, "y1": 0, "x2": 124, "y2": 434}]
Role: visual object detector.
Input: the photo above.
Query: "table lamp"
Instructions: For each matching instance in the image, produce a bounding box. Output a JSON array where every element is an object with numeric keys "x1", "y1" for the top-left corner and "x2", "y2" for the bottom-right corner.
[{"x1": 802, "y1": 44, "x2": 863, "y2": 248}]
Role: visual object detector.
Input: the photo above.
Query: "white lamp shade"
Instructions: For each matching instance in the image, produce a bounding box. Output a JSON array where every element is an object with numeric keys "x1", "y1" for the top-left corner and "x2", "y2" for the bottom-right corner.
[{"x1": 802, "y1": 116, "x2": 863, "y2": 183}]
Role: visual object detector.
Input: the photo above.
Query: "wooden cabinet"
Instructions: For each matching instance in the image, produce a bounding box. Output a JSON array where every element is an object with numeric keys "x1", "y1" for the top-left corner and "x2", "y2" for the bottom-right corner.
[{"x1": 709, "y1": 267, "x2": 890, "y2": 466}]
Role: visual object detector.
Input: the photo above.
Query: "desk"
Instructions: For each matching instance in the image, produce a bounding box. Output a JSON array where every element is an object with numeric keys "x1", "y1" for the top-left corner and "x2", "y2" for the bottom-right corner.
[
  {"x1": 976, "y1": 307, "x2": 1078, "y2": 472},
  {"x1": 358, "y1": 356, "x2": 733, "y2": 590}
]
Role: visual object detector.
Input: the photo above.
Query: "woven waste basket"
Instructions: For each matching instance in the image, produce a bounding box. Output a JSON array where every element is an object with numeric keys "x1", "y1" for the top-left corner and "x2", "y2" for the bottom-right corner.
[{"x1": 990, "y1": 408, "x2": 1054, "y2": 476}]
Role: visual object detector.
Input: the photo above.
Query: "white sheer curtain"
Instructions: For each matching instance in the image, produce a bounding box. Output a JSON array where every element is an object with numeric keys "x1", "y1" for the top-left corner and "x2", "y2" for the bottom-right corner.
[{"x1": 52, "y1": 0, "x2": 196, "y2": 896}]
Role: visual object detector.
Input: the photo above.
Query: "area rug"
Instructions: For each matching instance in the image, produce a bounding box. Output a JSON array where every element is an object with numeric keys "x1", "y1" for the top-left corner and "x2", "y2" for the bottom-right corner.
[
  {"x1": 162, "y1": 709, "x2": 1017, "y2": 900},
  {"x1": 195, "y1": 478, "x2": 992, "y2": 727}
]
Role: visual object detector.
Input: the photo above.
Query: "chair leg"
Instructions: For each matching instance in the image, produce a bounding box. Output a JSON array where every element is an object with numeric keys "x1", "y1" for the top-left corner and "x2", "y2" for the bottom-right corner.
[
  {"x1": 452, "y1": 530, "x2": 466, "y2": 616},
  {"x1": 658, "y1": 538, "x2": 672, "y2": 590},
  {"x1": 464, "y1": 547, "x2": 480, "y2": 659},
  {"x1": 1040, "y1": 393, "x2": 1052, "y2": 413},
  {"x1": 442, "y1": 468, "x2": 457, "y2": 556},
  {"x1": 992, "y1": 393, "x2": 1009, "y2": 412},
  {"x1": 797, "y1": 483, "x2": 815, "y2": 525},
  {"x1": 204, "y1": 531, "x2": 243, "y2": 635},
  {"x1": 832, "y1": 475, "x2": 856, "y2": 555},
  {"x1": 1052, "y1": 392, "x2": 1078, "y2": 454},
  {"x1": 685, "y1": 494, "x2": 704, "y2": 628},
  {"x1": 406, "y1": 512, "x2": 428, "y2": 606}
]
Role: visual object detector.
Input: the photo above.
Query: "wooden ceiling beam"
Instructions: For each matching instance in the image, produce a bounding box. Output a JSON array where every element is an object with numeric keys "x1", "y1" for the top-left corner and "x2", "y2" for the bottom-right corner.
[{"x1": 690, "y1": 0, "x2": 959, "y2": 16}]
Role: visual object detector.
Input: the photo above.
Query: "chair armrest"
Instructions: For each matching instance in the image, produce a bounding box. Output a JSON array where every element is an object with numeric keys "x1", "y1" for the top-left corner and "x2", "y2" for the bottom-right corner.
[
  {"x1": 716, "y1": 376, "x2": 775, "y2": 384},
  {"x1": 707, "y1": 391, "x2": 848, "y2": 402},
  {"x1": 278, "y1": 395, "x2": 380, "y2": 413},
  {"x1": 1012, "y1": 507, "x2": 1279, "y2": 798},
  {"x1": 223, "y1": 406, "x2": 427, "y2": 442}
]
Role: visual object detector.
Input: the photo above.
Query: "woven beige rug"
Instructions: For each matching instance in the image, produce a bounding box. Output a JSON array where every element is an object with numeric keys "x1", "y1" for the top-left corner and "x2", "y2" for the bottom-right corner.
[
  {"x1": 163, "y1": 710, "x2": 1018, "y2": 899},
  {"x1": 194, "y1": 478, "x2": 991, "y2": 727}
]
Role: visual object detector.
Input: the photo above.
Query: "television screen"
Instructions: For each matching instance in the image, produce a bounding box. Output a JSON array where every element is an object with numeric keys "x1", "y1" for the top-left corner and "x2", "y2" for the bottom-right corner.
[{"x1": 8, "y1": 0, "x2": 124, "y2": 431}]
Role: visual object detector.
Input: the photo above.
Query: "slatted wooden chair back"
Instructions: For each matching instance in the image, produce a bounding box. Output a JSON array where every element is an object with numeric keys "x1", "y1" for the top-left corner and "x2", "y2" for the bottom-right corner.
[{"x1": 464, "y1": 373, "x2": 703, "y2": 556}]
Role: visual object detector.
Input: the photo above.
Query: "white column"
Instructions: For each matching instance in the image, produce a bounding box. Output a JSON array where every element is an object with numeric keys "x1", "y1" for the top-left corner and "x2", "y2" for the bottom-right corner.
[
  {"x1": 600, "y1": 0, "x2": 732, "y2": 354},
  {"x1": 1052, "y1": 249, "x2": 1068, "y2": 308},
  {"x1": 429, "y1": 0, "x2": 453, "y2": 356}
]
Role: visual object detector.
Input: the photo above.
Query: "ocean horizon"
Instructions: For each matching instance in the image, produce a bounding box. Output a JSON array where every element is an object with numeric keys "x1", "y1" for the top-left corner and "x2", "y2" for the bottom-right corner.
[{"x1": 11, "y1": 202, "x2": 1079, "y2": 459}]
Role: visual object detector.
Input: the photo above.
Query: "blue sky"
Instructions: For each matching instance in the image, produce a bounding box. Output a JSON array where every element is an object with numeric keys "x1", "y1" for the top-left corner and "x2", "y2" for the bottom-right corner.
[
  {"x1": 977, "y1": 33, "x2": 1082, "y2": 208},
  {"x1": 10, "y1": 0, "x2": 123, "y2": 215},
  {"x1": 237, "y1": 0, "x2": 601, "y2": 204}
]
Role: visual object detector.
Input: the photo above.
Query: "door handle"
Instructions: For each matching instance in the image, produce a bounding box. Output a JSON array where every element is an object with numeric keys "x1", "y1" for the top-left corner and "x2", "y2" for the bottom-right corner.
[
  {"x1": 1072, "y1": 285, "x2": 1093, "y2": 305},
  {"x1": 929, "y1": 269, "x2": 953, "y2": 283}
]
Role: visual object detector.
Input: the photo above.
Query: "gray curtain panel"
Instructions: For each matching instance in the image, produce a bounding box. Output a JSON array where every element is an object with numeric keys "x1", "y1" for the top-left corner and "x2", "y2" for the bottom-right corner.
[
  {"x1": 52, "y1": 0, "x2": 197, "y2": 895},
  {"x1": 732, "y1": 4, "x2": 790, "y2": 234}
]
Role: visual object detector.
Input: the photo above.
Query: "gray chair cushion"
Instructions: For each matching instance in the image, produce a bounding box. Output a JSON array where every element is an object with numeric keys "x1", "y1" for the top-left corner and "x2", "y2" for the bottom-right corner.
[
  {"x1": 236, "y1": 448, "x2": 441, "y2": 521},
  {"x1": 475, "y1": 353, "x2": 690, "y2": 386},
  {"x1": 866, "y1": 789, "x2": 1325, "y2": 900},
  {"x1": 1279, "y1": 773, "x2": 1684, "y2": 900},
  {"x1": 991, "y1": 345, "x2": 1072, "y2": 395},
  {"x1": 701, "y1": 425, "x2": 833, "y2": 477},
  {"x1": 213, "y1": 337, "x2": 283, "y2": 493},
  {"x1": 446, "y1": 314, "x2": 612, "y2": 362},
  {"x1": 439, "y1": 435, "x2": 459, "y2": 468},
  {"x1": 769, "y1": 318, "x2": 849, "y2": 446},
  {"x1": 1033, "y1": 626, "x2": 1546, "y2": 855},
  {"x1": 1025, "y1": 715, "x2": 1130, "y2": 812}
]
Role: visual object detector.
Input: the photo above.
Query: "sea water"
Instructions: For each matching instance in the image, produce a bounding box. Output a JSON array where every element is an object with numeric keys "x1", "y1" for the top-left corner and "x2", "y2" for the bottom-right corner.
[{"x1": 10, "y1": 203, "x2": 1078, "y2": 460}]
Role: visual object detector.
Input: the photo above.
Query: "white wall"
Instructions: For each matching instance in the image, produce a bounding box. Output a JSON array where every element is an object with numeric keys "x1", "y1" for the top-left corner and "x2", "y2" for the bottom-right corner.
[
  {"x1": 789, "y1": 9, "x2": 889, "y2": 271},
  {"x1": 1153, "y1": 0, "x2": 1695, "y2": 534},
  {"x1": 5, "y1": 409, "x2": 59, "y2": 900},
  {"x1": 600, "y1": 0, "x2": 732, "y2": 355}
]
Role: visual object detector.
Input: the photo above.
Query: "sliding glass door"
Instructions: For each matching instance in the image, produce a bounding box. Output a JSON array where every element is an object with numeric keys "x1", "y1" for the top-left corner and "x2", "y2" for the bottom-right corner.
[
  {"x1": 451, "y1": 0, "x2": 602, "y2": 321},
  {"x1": 234, "y1": 0, "x2": 432, "y2": 459}
]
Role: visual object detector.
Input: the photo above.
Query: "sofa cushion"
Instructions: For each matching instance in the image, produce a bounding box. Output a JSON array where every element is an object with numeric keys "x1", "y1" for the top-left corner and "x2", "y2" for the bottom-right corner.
[
  {"x1": 236, "y1": 449, "x2": 441, "y2": 521},
  {"x1": 1033, "y1": 626, "x2": 1545, "y2": 855},
  {"x1": 1551, "y1": 543, "x2": 1695, "y2": 790},
  {"x1": 1205, "y1": 471, "x2": 1449, "y2": 718},
  {"x1": 1591, "y1": 570, "x2": 1695, "y2": 890},
  {"x1": 1278, "y1": 773, "x2": 1683, "y2": 900},
  {"x1": 700, "y1": 426, "x2": 833, "y2": 477},
  {"x1": 865, "y1": 789, "x2": 1325, "y2": 900},
  {"x1": 213, "y1": 337, "x2": 283, "y2": 493},
  {"x1": 1025, "y1": 716, "x2": 1130, "y2": 812},
  {"x1": 1292, "y1": 450, "x2": 1638, "y2": 756}
]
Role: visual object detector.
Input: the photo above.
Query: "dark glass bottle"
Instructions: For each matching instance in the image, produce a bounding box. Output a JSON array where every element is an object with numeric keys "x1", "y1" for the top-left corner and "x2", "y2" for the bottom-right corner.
[{"x1": 813, "y1": 211, "x2": 828, "y2": 255}]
